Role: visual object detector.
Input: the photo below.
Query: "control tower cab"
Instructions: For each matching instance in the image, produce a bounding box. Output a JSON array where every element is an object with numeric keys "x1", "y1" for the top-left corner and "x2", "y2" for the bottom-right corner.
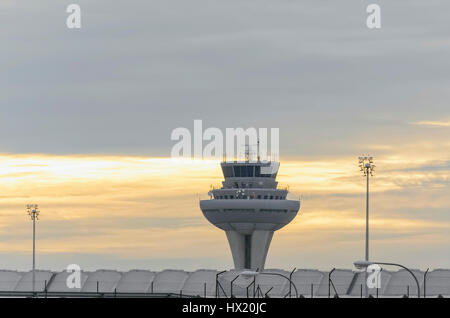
[{"x1": 200, "y1": 160, "x2": 300, "y2": 270}]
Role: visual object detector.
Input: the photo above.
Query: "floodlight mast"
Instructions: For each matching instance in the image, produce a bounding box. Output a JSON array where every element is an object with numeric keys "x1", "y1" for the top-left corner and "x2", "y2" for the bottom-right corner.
[
  {"x1": 358, "y1": 156, "x2": 375, "y2": 298},
  {"x1": 27, "y1": 204, "x2": 39, "y2": 296}
]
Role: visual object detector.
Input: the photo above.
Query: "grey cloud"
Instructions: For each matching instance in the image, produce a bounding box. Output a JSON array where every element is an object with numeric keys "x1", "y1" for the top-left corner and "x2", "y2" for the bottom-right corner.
[{"x1": 1, "y1": 0, "x2": 450, "y2": 156}]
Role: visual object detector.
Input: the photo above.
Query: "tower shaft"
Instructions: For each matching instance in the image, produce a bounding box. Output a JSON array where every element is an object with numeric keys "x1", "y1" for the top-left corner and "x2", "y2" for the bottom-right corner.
[{"x1": 226, "y1": 230, "x2": 273, "y2": 270}]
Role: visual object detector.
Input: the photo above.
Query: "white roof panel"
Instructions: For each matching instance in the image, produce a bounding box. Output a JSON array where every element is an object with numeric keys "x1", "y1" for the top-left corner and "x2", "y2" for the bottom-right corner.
[
  {"x1": 81, "y1": 270, "x2": 122, "y2": 293},
  {"x1": 152, "y1": 270, "x2": 189, "y2": 294},
  {"x1": 291, "y1": 269, "x2": 325, "y2": 297},
  {"x1": 14, "y1": 270, "x2": 54, "y2": 292},
  {"x1": 383, "y1": 269, "x2": 422, "y2": 296},
  {"x1": 0, "y1": 270, "x2": 23, "y2": 292},
  {"x1": 46, "y1": 271, "x2": 89, "y2": 292},
  {"x1": 424, "y1": 269, "x2": 450, "y2": 296},
  {"x1": 316, "y1": 269, "x2": 354, "y2": 297},
  {"x1": 182, "y1": 270, "x2": 217, "y2": 297},
  {"x1": 116, "y1": 270, "x2": 156, "y2": 293}
]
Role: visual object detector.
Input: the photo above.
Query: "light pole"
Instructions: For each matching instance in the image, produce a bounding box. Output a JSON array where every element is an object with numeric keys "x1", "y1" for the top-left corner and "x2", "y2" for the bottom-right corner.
[
  {"x1": 354, "y1": 260, "x2": 420, "y2": 298},
  {"x1": 358, "y1": 156, "x2": 375, "y2": 297},
  {"x1": 27, "y1": 204, "x2": 39, "y2": 295}
]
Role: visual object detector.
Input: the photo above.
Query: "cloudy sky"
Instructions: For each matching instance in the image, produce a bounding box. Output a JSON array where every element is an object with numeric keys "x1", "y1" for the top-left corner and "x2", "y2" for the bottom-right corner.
[{"x1": 1, "y1": 0, "x2": 449, "y2": 271}]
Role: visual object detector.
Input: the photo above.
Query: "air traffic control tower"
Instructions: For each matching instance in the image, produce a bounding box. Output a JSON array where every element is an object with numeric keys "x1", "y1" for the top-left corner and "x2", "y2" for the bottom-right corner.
[{"x1": 200, "y1": 159, "x2": 300, "y2": 270}]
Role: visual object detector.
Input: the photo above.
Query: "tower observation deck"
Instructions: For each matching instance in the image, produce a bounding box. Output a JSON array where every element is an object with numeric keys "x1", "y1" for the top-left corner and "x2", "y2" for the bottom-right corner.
[{"x1": 200, "y1": 159, "x2": 300, "y2": 270}]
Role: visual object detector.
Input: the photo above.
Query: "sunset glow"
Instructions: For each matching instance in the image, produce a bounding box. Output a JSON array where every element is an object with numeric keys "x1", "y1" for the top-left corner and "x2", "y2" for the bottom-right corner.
[{"x1": 1, "y1": 153, "x2": 449, "y2": 270}]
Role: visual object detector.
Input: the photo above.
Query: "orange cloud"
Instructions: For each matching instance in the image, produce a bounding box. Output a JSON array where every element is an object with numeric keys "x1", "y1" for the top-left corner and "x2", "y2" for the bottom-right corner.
[
  {"x1": 413, "y1": 120, "x2": 450, "y2": 127},
  {"x1": 0, "y1": 153, "x2": 449, "y2": 269}
]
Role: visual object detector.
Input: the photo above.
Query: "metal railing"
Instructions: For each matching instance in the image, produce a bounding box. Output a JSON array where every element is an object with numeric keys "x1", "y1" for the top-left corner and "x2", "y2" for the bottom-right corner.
[{"x1": 0, "y1": 290, "x2": 199, "y2": 298}]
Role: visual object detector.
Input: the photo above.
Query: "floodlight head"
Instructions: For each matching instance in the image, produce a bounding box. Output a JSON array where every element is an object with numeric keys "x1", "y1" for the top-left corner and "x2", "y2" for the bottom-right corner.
[
  {"x1": 359, "y1": 155, "x2": 375, "y2": 176},
  {"x1": 353, "y1": 260, "x2": 373, "y2": 270},
  {"x1": 26, "y1": 204, "x2": 40, "y2": 220}
]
